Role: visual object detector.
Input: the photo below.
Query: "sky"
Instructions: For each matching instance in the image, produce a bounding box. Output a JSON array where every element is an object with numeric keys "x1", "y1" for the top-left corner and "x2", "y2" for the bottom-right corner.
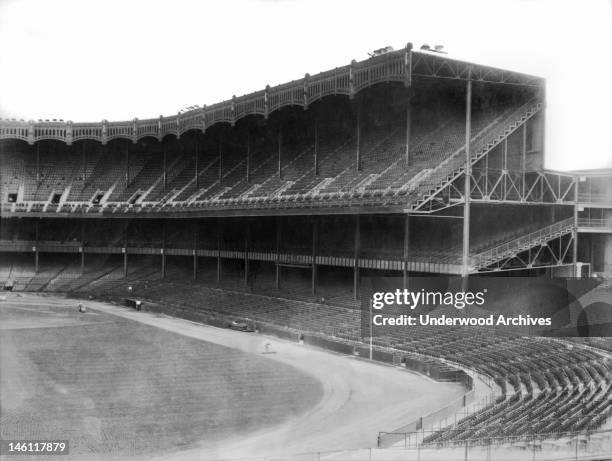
[{"x1": 0, "y1": 0, "x2": 611, "y2": 171}]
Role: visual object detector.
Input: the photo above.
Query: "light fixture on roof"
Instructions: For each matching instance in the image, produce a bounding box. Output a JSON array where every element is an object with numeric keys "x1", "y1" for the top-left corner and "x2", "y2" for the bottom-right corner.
[
  {"x1": 434, "y1": 45, "x2": 447, "y2": 54},
  {"x1": 368, "y1": 46, "x2": 394, "y2": 57},
  {"x1": 421, "y1": 43, "x2": 447, "y2": 54}
]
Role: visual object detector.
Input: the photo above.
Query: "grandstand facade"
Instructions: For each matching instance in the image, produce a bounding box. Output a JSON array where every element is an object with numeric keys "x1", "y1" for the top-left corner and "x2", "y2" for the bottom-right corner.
[{"x1": 1, "y1": 44, "x2": 612, "y2": 455}]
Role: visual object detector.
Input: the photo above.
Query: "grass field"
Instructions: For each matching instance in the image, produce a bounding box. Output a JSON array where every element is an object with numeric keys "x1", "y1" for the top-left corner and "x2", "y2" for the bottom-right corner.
[{"x1": 0, "y1": 297, "x2": 323, "y2": 459}]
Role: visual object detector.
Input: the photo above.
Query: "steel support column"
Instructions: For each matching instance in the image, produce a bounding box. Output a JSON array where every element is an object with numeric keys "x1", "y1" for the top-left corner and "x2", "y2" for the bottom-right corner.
[
  {"x1": 275, "y1": 217, "x2": 282, "y2": 289},
  {"x1": 405, "y1": 92, "x2": 412, "y2": 166},
  {"x1": 244, "y1": 220, "x2": 250, "y2": 286},
  {"x1": 161, "y1": 221, "x2": 166, "y2": 278},
  {"x1": 80, "y1": 221, "x2": 85, "y2": 274},
  {"x1": 314, "y1": 119, "x2": 319, "y2": 176},
  {"x1": 35, "y1": 144, "x2": 40, "y2": 183},
  {"x1": 521, "y1": 123, "x2": 527, "y2": 200},
  {"x1": 573, "y1": 177, "x2": 579, "y2": 276},
  {"x1": 216, "y1": 220, "x2": 222, "y2": 283},
  {"x1": 125, "y1": 144, "x2": 130, "y2": 186},
  {"x1": 403, "y1": 214, "x2": 410, "y2": 289},
  {"x1": 312, "y1": 219, "x2": 318, "y2": 295},
  {"x1": 462, "y1": 76, "x2": 472, "y2": 284},
  {"x1": 354, "y1": 215, "x2": 361, "y2": 300},
  {"x1": 123, "y1": 225, "x2": 128, "y2": 277},
  {"x1": 193, "y1": 222, "x2": 198, "y2": 280},
  {"x1": 34, "y1": 220, "x2": 39, "y2": 273},
  {"x1": 355, "y1": 101, "x2": 362, "y2": 171},
  {"x1": 81, "y1": 143, "x2": 86, "y2": 181}
]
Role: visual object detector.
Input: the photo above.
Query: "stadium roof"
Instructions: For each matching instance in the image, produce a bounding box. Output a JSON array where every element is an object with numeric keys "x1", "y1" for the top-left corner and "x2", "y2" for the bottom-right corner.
[{"x1": 0, "y1": 44, "x2": 544, "y2": 146}]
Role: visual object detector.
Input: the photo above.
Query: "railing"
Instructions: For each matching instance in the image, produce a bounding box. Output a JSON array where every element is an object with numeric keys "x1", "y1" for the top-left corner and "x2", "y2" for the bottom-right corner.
[{"x1": 471, "y1": 217, "x2": 574, "y2": 269}]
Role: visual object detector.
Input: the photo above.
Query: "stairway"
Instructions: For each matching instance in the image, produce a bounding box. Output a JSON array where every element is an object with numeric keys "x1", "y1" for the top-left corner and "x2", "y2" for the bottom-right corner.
[
  {"x1": 411, "y1": 100, "x2": 543, "y2": 211},
  {"x1": 471, "y1": 217, "x2": 574, "y2": 270}
]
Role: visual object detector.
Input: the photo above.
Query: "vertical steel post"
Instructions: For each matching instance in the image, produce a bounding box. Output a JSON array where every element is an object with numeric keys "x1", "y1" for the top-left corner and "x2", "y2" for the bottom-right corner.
[
  {"x1": 82, "y1": 142, "x2": 86, "y2": 181},
  {"x1": 161, "y1": 221, "x2": 166, "y2": 278},
  {"x1": 244, "y1": 220, "x2": 250, "y2": 286},
  {"x1": 216, "y1": 219, "x2": 222, "y2": 283},
  {"x1": 275, "y1": 217, "x2": 282, "y2": 289},
  {"x1": 311, "y1": 219, "x2": 318, "y2": 295},
  {"x1": 521, "y1": 122, "x2": 527, "y2": 200},
  {"x1": 34, "y1": 220, "x2": 39, "y2": 273},
  {"x1": 355, "y1": 101, "x2": 361, "y2": 171},
  {"x1": 36, "y1": 144, "x2": 40, "y2": 183},
  {"x1": 125, "y1": 143, "x2": 130, "y2": 186},
  {"x1": 314, "y1": 119, "x2": 319, "y2": 176},
  {"x1": 403, "y1": 214, "x2": 410, "y2": 289},
  {"x1": 405, "y1": 92, "x2": 412, "y2": 166},
  {"x1": 573, "y1": 176, "x2": 579, "y2": 276},
  {"x1": 353, "y1": 215, "x2": 360, "y2": 299},
  {"x1": 80, "y1": 221, "x2": 85, "y2": 274},
  {"x1": 123, "y1": 224, "x2": 128, "y2": 277},
  {"x1": 462, "y1": 75, "x2": 472, "y2": 284},
  {"x1": 193, "y1": 222, "x2": 198, "y2": 281}
]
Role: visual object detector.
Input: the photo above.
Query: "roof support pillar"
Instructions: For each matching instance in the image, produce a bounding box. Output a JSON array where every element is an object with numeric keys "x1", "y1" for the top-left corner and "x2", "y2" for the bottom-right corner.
[
  {"x1": 314, "y1": 118, "x2": 319, "y2": 176},
  {"x1": 34, "y1": 220, "x2": 39, "y2": 274},
  {"x1": 161, "y1": 221, "x2": 166, "y2": 279},
  {"x1": 244, "y1": 220, "x2": 250, "y2": 287},
  {"x1": 80, "y1": 221, "x2": 85, "y2": 274},
  {"x1": 573, "y1": 176, "x2": 579, "y2": 276},
  {"x1": 462, "y1": 75, "x2": 472, "y2": 285},
  {"x1": 123, "y1": 225, "x2": 128, "y2": 278},
  {"x1": 81, "y1": 143, "x2": 86, "y2": 181},
  {"x1": 275, "y1": 217, "x2": 282, "y2": 289},
  {"x1": 193, "y1": 221, "x2": 198, "y2": 281},
  {"x1": 216, "y1": 219, "x2": 222, "y2": 283},
  {"x1": 405, "y1": 92, "x2": 412, "y2": 167},
  {"x1": 353, "y1": 215, "x2": 360, "y2": 300},
  {"x1": 521, "y1": 122, "x2": 527, "y2": 200},
  {"x1": 125, "y1": 143, "x2": 130, "y2": 187},
  {"x1": 403, "y1": 214, "x2": 410, "y2": 289},
  {"x1": 35, "y1": 144, "x2": 40, "y2": 183},
  {"x1": 312, "y1": 219, "x2": 318, "y2": 295},
  {"x1": 355, "y1": 100, "x2": 362, "y2": 171}
]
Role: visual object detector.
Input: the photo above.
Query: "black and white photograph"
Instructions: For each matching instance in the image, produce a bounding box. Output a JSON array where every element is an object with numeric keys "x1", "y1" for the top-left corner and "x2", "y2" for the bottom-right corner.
[{"x1": 0, "y1": 0, "x2": 611, "y2": 460}]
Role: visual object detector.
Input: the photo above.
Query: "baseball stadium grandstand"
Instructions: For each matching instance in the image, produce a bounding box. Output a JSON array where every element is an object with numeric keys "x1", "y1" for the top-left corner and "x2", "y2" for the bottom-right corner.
[{"x1": 1, "y1": 44, "x2": 612, "y2": 459}]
